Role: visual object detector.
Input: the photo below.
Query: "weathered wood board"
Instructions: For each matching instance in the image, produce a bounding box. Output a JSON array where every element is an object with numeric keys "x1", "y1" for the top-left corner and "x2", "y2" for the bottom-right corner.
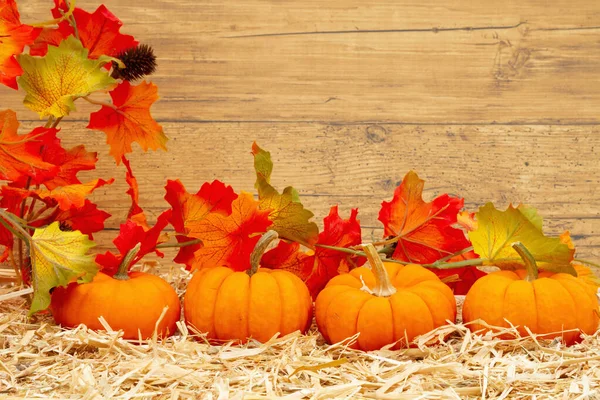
[{"x1": 4, "y1": 0, "x2": 600, "y2": 260}]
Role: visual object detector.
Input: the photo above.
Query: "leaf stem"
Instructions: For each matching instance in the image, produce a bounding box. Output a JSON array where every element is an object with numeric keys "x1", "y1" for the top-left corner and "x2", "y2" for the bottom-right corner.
[
  {"x1": 44, "y1": 117, "x2": 54, "y2": 128},
  {"x1": 8, "y1": 249, "x2": 21, "y2": 286},
  {"x1": 82, "y1": 96, "x2": 116, "y2": 109},
  {"x1": 50, "y1": 117, "x2": 63, "y2": 129},
  {"x1": 30, "y1": 0, "x2": 76, "y2": 27},
  {"x1": 248, "y1": 230, "x2": 279, "y2": 277},
  {"x1": 155, "y1": 238, "x2": 201, "y2": 249},
  {"x1": 0, "y1": 210, "x2": 31, "y2": 242}
]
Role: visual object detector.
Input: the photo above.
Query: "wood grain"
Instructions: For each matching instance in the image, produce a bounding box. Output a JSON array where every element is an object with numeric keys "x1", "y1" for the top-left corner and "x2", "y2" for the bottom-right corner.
[
  {"x1": 8, "y1": 0, "x2": 600, "y2": 123},
  {"x1": 23, "y1": 121, "x2": 599, "y2": 260},
  {"x1": 2, "y1": 1, "x2": 599, "y2": 265}
]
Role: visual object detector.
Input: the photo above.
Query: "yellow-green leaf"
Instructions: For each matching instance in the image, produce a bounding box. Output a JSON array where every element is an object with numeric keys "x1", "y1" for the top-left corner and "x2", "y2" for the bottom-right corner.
[
  {"x1": 252, "y1": 142, "x2": 319, "y2": 247},
  {"x1": 17, "y1": 36, "x2": 115, "y2": 118},
  {"x1": 468, "y1": 203, "x2": 575, "y2": 275},
  {"x1": 29, "y1": 221, "x2": 98, "y2": 315}
]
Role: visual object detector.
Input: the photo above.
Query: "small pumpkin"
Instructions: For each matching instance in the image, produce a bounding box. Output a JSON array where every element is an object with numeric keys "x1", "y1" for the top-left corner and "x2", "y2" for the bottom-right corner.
[
  {"x1": 50, "y1": 245, "x2": 181, "y2": 340},
  {"x1": 184, "y1": 230, "x2": 312, "y2": 343},
  {"x1": 315, "y1": 244, "x2": 456, "y2": 351},
  {"x1": 462, "y1": 242, "x2": 600, "y2": 345}
]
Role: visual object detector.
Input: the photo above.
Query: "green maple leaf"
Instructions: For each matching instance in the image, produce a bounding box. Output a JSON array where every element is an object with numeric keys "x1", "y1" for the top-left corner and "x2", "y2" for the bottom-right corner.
[
  {"x1": 29, "y1": 222, "x2": 98, "y2": 315},
  {"x1": 251, "y1": 142, "x2": 319, "y2": 247},
  {"x1": 468, "y1": 203, "x2": 575, "y2": 275},
  {"x1": 17, "y1": 36, "x2": 116, "y2": 118}
]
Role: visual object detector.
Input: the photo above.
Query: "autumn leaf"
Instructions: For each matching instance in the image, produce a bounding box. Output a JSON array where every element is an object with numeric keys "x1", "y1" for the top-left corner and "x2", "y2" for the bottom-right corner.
[
  {"x1": 96, "y1": 210, "x2": 172, "y2": 276},
  {"x1": 378, "y1": 170, "x2": 471, "y2": 264},
  {"x1": 122, "y1": 156, "x2": 148, "y2": 228},
  {"x1": 188, "y1": 192, "x2": 272, "y2": 271},
  {"x1": 0, "y1": 110, "x2": 58, "y2": 183},
  {"x1": 0, "y1": 0, "x2": 40, "y2": 89},
  {"x1": 13, "y1": 138, "x2": 98, "y2": 190},
  {"x1": 468, "y1": 203, "x2": 575, "y2": 274},
  {"x1": 165, "y1": 179, "x2": 237, "y2": 233},
  {"x1": 17, "y1": 36, "x2": 116, "y2": 118},
  {"x1": 29, "y1": 221, "x2": 98, "y2": 315},
  {"x1": 51, "y1": 200, "x2": 111, "y2": 236},
  {"x1": 261, "y1": 240, "x2": 314, "y2": 279},
  {"x1": 164, "y1": 179, "x2": 237, "y2": 269},
  {"x1": 31, "y1": 5, "x2": 137, "y2": 59},
  {"x1": 305, "y1": 206, "x2": 365, "y2": 297},
  {"x1": 34, "y1": 178, "x2": 115, "y2": 211},
  {"x1": 252, "y1": 142, "x2": 319, "y2": 247},
  {"x1": 456, "y1": 211, "x2": 477, "y2": 232},
  {"x1": 87, "y1": 81, "x2": 166, "y2": 162}
]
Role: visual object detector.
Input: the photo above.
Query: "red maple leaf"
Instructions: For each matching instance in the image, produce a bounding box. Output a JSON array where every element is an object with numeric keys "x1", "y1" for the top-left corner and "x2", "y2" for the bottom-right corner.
[
  {"x1": 164, "y1": 179, "x2": 237, "y2": 269},
  {"x1": 434, "y1": 250, "x2": 485, "y2": 295},
  {"x1": 0, "y1": 110, "x2": 58, "y2": 183},
  {"x1": 0, "y1": 182, "x2": 23, "y2": 248},
  {"x1": 305, "y1": 206, "x2": 365, "y2": 297},
  {"x1": 0, "y1": 0, "x2": 40, "y2": 89},
  {"x1": 96, "y1": 210, "x2": 172, "y2": 276},
  {"x1": 188, "y1": 192, "x2": 272, "y2": 271},
  {"x1": 31, "y1": 4, "x2": 137, "y2": 58},
  {"x1": 13, "y1": 139, "x2": 98, "y2": 190},
  {"x1": 378, "y1": 171, "x2": 471, "y2": 264},
  {"x1": 261, "y1": 240, "x2": 313, "y2": 279},
  {"x1": 87, "y1": 81, "x2": 167, "y2": 163}
]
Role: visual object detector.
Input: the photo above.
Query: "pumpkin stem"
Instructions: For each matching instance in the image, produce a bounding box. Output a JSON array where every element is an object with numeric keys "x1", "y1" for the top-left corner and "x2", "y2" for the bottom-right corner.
[
  {"x1": 248, "y1": 230, "x2": 279, "y2": 277},
  {"x1": 114, "y1": 243, "x2": 141, "y2": 281},
  {"x1": 512, "y1": 242, "x2": 538, "y2": 282},
  {"x1": 361, "y1": 243, "x2": 397, "y2": 297}
]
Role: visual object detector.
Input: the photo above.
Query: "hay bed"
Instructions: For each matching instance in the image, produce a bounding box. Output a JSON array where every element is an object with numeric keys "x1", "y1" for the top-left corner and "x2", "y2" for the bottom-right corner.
[{"x1": 1, "y1": 265, "x2": 599, "y2": 399}]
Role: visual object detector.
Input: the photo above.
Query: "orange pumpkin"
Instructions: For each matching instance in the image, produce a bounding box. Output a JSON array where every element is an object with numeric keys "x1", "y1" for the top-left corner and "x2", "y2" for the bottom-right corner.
[
  {"x1": 50, "y1": 249, "x2": 181, "y2": 340},
  {"x1": 184, "y1": 231, "x2": 312, "y2": 343},
  {"x1": 462, "y1": 242, "x2": 600, "y2": 345},
  {"x1": 315, "y1": 244, "x2": 456, "y2": 351}
]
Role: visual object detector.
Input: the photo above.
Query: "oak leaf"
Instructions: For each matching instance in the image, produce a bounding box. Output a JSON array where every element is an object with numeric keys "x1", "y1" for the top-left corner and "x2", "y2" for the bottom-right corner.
[
  {"x1": 29, "y1": 221, "x2": 98, "y2": 315},
  {"x1": 378, "y1": 170, "x2": 471, "y2": 264},
  {"x1": 188, "y1": 192, "x2": 272, "y2": 271},
  {"x1": 18, "y1": 36, "x2": 116, "y2": 118},
  {"x1": 0, "y1": 110, "x2": 58, "y2": 183},
  {"x1": 0, "y1": 0, "x2": 40, "y2": 89},
  {"x1": 87, "y1": 80, "x2": 167, "y2": 163},
  {"x1": 468, "y1": 203, "x2": 575, "y2": 274},
  {"x1": 252, "y1": 142, "x2": 319, "y2": 247}
]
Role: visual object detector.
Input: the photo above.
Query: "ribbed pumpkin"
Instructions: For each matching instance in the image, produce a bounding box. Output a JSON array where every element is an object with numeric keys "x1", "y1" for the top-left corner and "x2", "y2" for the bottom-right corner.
[
  {"x1": 315, "y1": 244, "x2": 456, "y2": 351},
  {"x1": 462, "y1": 242, "x2": 600, "y2": 345},
  {"x1": 184, "y1": 231, "x2": 312, "y2": 343},
  {"x1": 50, "y1": 248, "x2": 181, "y2": 340}
]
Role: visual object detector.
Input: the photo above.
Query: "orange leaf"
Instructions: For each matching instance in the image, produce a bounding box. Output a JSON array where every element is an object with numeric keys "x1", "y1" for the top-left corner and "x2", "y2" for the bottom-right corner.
[
  {"x1": 0, "y1": 0, "x2": 40, "y2": 89},
  {"x1": 378, "y1": 171, "x2": 471, "y2": 264},
  {"x1": 0, "y1": 110, "x2": 58, "y2": 183},
  {"x1": 189, "y1": 192, "x2": 272, "y2": 271},
  {"x1": 122, "y1": 156, "x2": 147, "y2": 228},
  {"x1": 34, "y1": 178, "x2": 115, "y2": 210},
  {"x1": 87, "y1": 81, "x2": 167, "y2": 163}
]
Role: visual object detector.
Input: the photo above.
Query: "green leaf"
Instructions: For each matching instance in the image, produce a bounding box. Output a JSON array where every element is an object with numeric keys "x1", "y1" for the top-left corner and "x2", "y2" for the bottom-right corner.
[
  {"x1": 251, "y1": 142, "x2": 319, "y2": 247},
  {"x1": 468, "y1": 203, "x2": 575, "y2": 275},
  {"x1": 29, "y1": 222, "x2": 98, "y2": 315},
  {"x1": 17, "y1": 36, "x2": 116, "y2": 118}
]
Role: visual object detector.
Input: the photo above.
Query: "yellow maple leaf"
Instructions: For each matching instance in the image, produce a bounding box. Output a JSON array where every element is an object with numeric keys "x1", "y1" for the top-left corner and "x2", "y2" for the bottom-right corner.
[
  {"x1": 468, "y1": 203, "x2": 575, "y2": 275},
  {"x1": 17, "y1": 36, "x2": 115, "y2": 118},
  {"x1": 29, "y1": 222, "x2": 98, "y2": 315}
]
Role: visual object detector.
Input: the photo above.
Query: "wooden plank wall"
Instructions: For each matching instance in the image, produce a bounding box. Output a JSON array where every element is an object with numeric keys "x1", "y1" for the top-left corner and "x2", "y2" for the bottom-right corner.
[{"x1": 6, "y1": 0, "x2": 600, "y2": 261}]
